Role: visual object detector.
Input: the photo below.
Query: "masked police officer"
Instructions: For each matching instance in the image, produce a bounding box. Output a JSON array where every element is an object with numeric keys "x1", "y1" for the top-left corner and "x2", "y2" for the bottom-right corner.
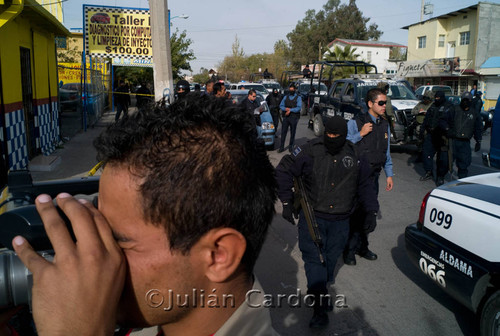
[
  {"x1": 276, "y1": 116, "x2": 378, "y2": 329},
  {"x1": 278, "y1": 83, "x2": 302, "y2": 153},
  {"x1": 450, "y1": 91, "x2": 482, "y2": 178},
  {"x1": 175, "y1": 79, "x2": 190, "y2": 101},
  {"x1": 344, "y1": 88, "x2": 394, "y2": 266},
  {"x1": 420, "y1": 90, "x2": 453, "y2": 185}
]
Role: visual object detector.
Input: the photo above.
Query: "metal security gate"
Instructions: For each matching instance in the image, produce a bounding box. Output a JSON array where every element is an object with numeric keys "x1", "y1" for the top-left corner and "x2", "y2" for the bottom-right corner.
[{"x1": 20, "y1": 47, "x2": 37, "y2": 158}]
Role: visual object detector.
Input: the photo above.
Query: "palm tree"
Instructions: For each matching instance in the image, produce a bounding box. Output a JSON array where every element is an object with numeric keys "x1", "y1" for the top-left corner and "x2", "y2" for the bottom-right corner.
[
  {"x1": 324, "y1": 45, "x2": 360, "y2": 62},
  {"x1": 323, "y1": 44, "x2": 361, "y2": 78}
]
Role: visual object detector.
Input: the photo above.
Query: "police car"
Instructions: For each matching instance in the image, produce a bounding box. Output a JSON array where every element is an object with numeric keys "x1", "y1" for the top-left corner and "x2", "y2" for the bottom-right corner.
[{"x1": 405, "y1": 173, "x2": 500, "y2": 335}]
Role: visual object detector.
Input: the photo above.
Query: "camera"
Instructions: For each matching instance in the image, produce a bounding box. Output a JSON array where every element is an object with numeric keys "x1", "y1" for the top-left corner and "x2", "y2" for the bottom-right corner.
[{"x1": 0, "y1": 170, "x2": 99, "y2": 309}]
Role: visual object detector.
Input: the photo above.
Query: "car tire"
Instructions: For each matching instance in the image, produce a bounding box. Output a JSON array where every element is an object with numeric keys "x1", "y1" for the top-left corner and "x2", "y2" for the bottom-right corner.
[
  {"x1": 313, "y1": 114, "x2": 324, "y2": 137},
  {"x1": 480, "y1": 290, "x2": 500, "y2": 336}
]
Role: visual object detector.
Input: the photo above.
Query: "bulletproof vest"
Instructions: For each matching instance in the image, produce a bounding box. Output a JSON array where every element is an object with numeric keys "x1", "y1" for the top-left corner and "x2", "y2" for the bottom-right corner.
[
  {"x1": 302, "y1": 139, "x2": 359, "y2": 214},
  {"x1": 285, "y1": 94, "x2": 298, "y2": 108},
  {"x1": 354, "y1": 113, "x2": 388, "y2": 172},
  {"x1": 427, "y1": 103, "x2": 451, "y2": 131},
  {"x1": 451, "y1": 105, "x2": 476, "y2": 140}
]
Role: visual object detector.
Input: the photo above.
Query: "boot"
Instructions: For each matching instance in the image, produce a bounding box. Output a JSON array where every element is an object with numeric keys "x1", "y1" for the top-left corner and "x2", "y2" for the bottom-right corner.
[
  {"x1": 309, "y1": 292, "x2": 329, "y2": 329},
  {"x1": 420, "y1": 171, "x2": 432, "y2": 181}
]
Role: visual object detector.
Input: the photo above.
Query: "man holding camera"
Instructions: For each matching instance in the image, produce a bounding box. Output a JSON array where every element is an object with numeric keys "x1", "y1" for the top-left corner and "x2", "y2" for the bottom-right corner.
[
  {"x1": 276, "y1": 116, "x2": 378, "y2": 329},
  {"x1": 11, "y1": 95, "x2": 279, "y2": 335}
]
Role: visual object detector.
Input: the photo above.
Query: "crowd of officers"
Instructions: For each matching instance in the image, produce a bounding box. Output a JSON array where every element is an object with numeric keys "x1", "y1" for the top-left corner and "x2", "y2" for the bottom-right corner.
[{"x1": 415, "y1": 89, "x2": 483, "y2": 185}]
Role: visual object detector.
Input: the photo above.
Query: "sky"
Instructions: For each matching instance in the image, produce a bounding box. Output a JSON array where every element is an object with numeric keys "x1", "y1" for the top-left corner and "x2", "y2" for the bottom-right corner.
[{"x1": 62, "y1": 0, "x2": 500, "y2": 74}]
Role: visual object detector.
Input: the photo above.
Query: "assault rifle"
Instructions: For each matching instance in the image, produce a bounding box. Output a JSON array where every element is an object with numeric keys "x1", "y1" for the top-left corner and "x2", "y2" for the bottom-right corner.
[{"x1": 294, "y1": 176, "x2": 325, "y2": 265}]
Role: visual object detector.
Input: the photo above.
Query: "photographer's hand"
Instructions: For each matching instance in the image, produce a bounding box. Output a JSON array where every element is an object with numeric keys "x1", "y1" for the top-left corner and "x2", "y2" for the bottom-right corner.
[{"x1": 12, "y1": 193, "x2": 126, "y2": 336}]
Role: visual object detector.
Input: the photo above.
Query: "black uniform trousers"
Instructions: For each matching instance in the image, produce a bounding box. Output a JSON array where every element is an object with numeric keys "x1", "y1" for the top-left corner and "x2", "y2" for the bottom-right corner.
[
  {"x1": 298, "y1": 211, "x2": 349, "y2": 295},
  {"x1": 453, "y1": 138, "x2": 472, "y2": 178},
  {"x1": 345, "y1": 171, "x2": 380, "y2": 256},
  {"x1": 422, "y1": 133, "x2": 449, "y2": 178},
  {"x1": 280, "y1": 113, "x2": 300, "y2": 151}
]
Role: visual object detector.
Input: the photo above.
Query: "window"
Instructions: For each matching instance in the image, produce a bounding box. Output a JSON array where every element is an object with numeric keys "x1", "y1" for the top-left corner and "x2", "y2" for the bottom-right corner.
[
  {"x1": 438, "y1": 35, "x2": 445, "y2": 47},
  {"x1": 367, "y1": 51, "x2": 372, "y2": 62},
  {"x1": 331, "y1": 82, "x2": 345, "y2": 98},
  {"x1": 460, "y1": 31, "x2": 470, "y2": 45},
  {"x1": 418, "y1": 36, "x2": 427, "y2": 49}
]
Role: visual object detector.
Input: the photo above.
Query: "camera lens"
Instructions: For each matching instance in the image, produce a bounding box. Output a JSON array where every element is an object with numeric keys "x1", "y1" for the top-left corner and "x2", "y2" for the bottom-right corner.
[{"x1": 0, "y1": 249, "x2": 54, "y2": 309}]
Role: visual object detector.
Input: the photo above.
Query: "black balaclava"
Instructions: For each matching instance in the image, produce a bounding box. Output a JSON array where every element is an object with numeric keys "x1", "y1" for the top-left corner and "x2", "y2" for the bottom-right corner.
[
  {"x1": 460, "y1": 91, "x2": 473, "y2": 110},
  {"x1": 324, "y1": 116, "x2": 347, "y2": 155},
  {"x1": 434, "y1": 91, "x2": 445, "y2": 106},
  {"x1": 175, "y1": 79, "x2": 190, "y2": 99},
  {"x1": 272, "y1": 88, "x2": 279, "y2": 96}
]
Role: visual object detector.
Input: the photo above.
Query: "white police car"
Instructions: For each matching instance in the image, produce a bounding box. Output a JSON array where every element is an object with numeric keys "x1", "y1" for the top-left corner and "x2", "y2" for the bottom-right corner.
[{"x1": 405, "y1": 173, "x2": 500, "y2": 335}]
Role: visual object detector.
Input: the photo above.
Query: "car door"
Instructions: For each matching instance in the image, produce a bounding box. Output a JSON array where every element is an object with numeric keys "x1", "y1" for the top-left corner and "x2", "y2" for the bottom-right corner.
[
  {"x1": 326, "y1": 81, "x2": 344, "y2": 118},
  {"x1": 339, "y1": 83, "x2": 360, "y2": 120}
]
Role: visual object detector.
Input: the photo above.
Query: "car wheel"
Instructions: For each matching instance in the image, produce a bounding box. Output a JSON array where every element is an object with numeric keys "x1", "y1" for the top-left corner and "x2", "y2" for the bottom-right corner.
[
  {"x1": 480, "y1": 290, "x2": 500, "y2": 336},
  {"x1": 313, "y1": 114, "x2": 324, "y2": 137}
]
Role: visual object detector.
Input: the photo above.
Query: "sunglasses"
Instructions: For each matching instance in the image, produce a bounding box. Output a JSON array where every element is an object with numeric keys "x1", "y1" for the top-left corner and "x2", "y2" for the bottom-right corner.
[{"x1": 375, "y1": 100, "x2": 387, "y2": 106}]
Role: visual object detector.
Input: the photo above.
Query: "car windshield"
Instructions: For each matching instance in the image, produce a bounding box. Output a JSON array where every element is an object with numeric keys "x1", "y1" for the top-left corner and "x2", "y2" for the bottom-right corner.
[
  {"x1": 228, "y1": 92, "x2": 269, "y2": 112},
  {"x1": 431, "y1": 86, "x2": 453, "y2": 96},
  {"x1": 263, "y1": 83, "x2": 280, "y2": 89},
  {"x1": 300, "y1": 83, "x2": 328, "y2": 92},
  {"x1": 357, "y1": 83, "x2": 417, "y2": 100},
  {"x1": 239, "y1": 84, "x2": 267, "y2": 93}
]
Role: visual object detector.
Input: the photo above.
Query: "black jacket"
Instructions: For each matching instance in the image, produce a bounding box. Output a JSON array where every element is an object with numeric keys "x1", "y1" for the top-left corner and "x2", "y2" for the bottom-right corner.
[{"x1": 276, "y1": 139, "x2": 379, "y2": 220}]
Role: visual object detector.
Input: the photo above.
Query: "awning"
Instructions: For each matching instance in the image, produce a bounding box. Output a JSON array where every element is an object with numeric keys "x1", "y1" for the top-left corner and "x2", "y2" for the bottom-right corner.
[
  {"x1": 20, "y1": 0, "x2": 70, "y2": 36},
  {"x1": 479, "y1": 57, "x2": 500, "y2": 75}
]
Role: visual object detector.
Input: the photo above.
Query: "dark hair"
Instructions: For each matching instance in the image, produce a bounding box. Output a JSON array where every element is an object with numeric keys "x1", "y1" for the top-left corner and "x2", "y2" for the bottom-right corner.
[
  {"x1": 365, "y1": 88, "x2": 386, "y2": 104},
  {"x1": 213, "y1": 82, "x2": 223, "y2": 95},
  {"x1": 248, "y1": 89, "x2": 257, "y2": 96},
  {"x1": 94, "y1": 94, "x2": 277, "y2": 273}
]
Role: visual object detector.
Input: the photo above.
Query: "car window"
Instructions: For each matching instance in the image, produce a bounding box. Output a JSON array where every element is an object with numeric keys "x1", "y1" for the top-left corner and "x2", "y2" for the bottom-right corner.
[
  {"x1": 431, "y1": 86, "x2": 453, "y2": 96},
  {"x1": 331, "y1": 82, "x2": 345, "y2": 98},
  {"x1": 415, "y1": 87, "x2": 424, "y2": 96},
  {"x1": 345, "y1": 83, "x2": 355, "y2": 99},
  {"x1": 388, "y1": 85, "x2": 417, "y2": 100}
]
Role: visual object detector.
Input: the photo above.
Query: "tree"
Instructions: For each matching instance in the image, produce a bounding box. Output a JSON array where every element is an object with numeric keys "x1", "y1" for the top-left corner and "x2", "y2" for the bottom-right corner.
[
  {"x1": 390, "y1": 47, "x2": 407, "y2": 61},
  {"x1": 170, "y1": 28, "x2": 195, "y2": 80},
  {"x1": 192, "y1": 67, "x2": 211, "y2": 84},
  {"x1": 287, "y1": 0, "x2": 381, "y2": 66},
  {"x1": 218, "y1": 35, "x2": 248, "y2": 82},
  {"x1": 323, "y1": 44, "x2": 362, "y2": 77},
  {"x1": 324, "y1": 45, "x2": 360, "y2": 61},
  {"x1": 57, "y1": 38, "x2": 82, "y2": 63}
]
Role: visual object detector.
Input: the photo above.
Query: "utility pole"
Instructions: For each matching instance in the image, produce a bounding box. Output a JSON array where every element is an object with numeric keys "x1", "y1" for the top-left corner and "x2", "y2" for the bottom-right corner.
[
  {"x1": 421, "y1": 0, "x2": 424, "y2": 22},
  {"x1": 150, "y1": 0, "x2": 174, "y2": 103}
]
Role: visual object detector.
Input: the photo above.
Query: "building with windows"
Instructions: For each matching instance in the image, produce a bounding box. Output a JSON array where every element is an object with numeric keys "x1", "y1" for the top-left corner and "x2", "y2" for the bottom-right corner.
[
  {"x1": 325, "y1": 38, "x2": 407, "y2": 76},
  {"x1": 0, "y1": 0, "x2": 70, "y2": 183},
  {"x1": 400, "y1": 2, "x2": 500, "y2": 109}
]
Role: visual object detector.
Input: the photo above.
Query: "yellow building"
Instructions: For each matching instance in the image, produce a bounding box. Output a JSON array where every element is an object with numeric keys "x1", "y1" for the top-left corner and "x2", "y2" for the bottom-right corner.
[
  {"x1": 0, "y1": 0, "x2": 69, "y2": 181},
  {"x1": 401, "y1": 1, "x2": 500, "y2": 109}
]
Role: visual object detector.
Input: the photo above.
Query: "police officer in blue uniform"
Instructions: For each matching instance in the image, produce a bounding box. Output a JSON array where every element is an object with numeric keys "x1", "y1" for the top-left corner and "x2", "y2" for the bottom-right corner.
[
  {"x1": 344, "y1": 88, "x2": 394, "y2": 266},
  {"x1": 450, "y1": 91, "x2": 482, "y2": 178},
  {"x1": 278, "y1": 83, "x2": 302, "y2": 153},
  {"x1": 276, "y1": 116, "x2": 379, "y2": 329}
]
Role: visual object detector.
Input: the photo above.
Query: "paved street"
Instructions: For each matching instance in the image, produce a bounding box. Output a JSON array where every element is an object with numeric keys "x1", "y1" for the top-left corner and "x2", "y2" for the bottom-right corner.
[{"x1": 29, "y1": 113, "x2": 497, "y2": 336}]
